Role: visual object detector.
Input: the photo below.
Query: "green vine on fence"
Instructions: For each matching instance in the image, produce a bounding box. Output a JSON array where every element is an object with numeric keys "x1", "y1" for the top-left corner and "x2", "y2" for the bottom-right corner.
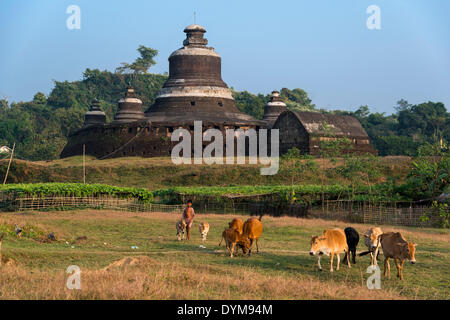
[{"x1": 0, "y1": 183, "x2": 154, "y2": 203}]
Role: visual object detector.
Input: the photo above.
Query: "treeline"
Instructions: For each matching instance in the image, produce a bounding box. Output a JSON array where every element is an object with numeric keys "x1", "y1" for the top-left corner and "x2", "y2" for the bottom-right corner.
[
  {"x1": 0, "y1": 68, "x2": 448, "y2": 160},
  {"x1": 0, "y1": 70, "x2": 166, "y2": 160}
]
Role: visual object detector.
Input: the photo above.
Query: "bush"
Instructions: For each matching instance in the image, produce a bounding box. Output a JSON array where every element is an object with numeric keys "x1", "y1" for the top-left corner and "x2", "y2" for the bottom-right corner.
[{"x1": 0, "y1": 183, "x2": 153, "y2": 203}]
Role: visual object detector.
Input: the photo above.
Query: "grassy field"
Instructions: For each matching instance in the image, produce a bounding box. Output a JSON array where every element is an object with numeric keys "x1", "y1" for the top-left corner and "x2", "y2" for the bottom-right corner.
[
  {"x1": 0, "y1": 156, "x2": 412, "y2": 189},
  {"x1": 0, "y1": 210, "x2": 448, "y2": 299}
]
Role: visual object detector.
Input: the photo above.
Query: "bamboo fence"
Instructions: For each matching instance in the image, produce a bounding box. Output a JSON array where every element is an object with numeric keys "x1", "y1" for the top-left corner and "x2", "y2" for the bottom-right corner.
[{"x1": 0, "y1": 193, "x2": 445, "y2": 227}]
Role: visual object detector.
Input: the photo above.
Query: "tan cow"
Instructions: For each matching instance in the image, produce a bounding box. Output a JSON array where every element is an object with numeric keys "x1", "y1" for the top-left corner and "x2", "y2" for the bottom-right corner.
[
  {"x1": 219, "y1": 228, "x2": 251, "y2": 258},
  {"x1": 359, "y1": 227, "x2": 383, "y2": 266},
  {"x1": 175, "y1": 219, "x2": 186, "y2": 241},
  {"x1": 228, "y1": 218, "x2": 244, "y2": 234},
  {"x1": 309, "y1": 229, "x2": 351, "y2": 272},
  {"x1": 380, "y1": 232, "x2": 417, "y2": 280},
  {"x1": 242, "y1": 217, "x2": 263, "y2": 255},
  {"x1": 198, "y1": 222, "x2": 210, "y2": 242}
]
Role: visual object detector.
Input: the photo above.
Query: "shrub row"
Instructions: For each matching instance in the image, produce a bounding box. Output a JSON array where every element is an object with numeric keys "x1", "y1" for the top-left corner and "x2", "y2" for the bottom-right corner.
[{"x1": 0, "y1": 183, "x2": 153, "y2": 203}]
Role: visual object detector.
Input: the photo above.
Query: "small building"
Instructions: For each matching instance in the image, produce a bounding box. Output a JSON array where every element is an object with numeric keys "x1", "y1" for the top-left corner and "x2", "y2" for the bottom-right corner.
[
  {"x1": 273, "y1": 110, "x2": 377, "y2": 155},
  {"x1": 262, "y1": 91, "x2": 287, "y2": 129},
  {"x1": 84, "y1": 99, "x2": 106, "y2": 127}
]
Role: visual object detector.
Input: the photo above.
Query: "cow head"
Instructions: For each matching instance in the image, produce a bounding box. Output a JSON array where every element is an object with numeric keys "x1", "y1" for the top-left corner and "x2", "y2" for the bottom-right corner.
[
  {"x1": 309, "y1": 235, "x2": 326, "y2": 255},
  {"x1": 198, "y1": 223, "x2": 209, "y2": 241},
  {"x1": 364, "y1": 232, "x2": 380, "y2": 250},
  {"x1": 400, "y1": 242, "x2": 417, "y2": 264},
  {"x1": 238, "y1": 237, "x2": 252, "y2": 255}
]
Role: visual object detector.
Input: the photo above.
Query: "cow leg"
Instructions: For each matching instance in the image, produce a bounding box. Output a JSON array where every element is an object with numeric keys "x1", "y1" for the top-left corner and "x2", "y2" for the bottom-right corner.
[
  {"x1": 400, "y1": 260, "x2": 405, "y2": 280},
  {"x1": 373, "y1": 247, "x2": 379, "y2": 265},
  {"x1": 352, "y1": 249, "x2": 356, "y2": 264},
  {"x1": 394, "y1": 259, "x2": 401, "y2": 279},
  {"x1": 256, "y1": 238, "x2": 259, "y2": 253},
  {"x1": 384, "y1": 257, "x2": 390, "y2": 279},
  {"x1": 226, "y1": 240, "x2": 232, "y2": 256},
  {"x1": 230, "y1": 242, "x2": 236, "y2": 258},
  {"x1": 248, "y1": 238, "x2": 254, "y2": 255},
  {"x1": 317, "y1": 255, "x2": 322, "y2": 271},
  {"x1": 385, "y1": 257, "x2": 391, "y2": 279},
  {"x1": 330, "y1": 253, "x2": 334, "y2": 272},
  {"x1": 346, "y1": 249, "x2": 351, "y2": 268},
  {"x1": 336, "y1": 253, "x2": 340, "y2": 271},
  {"x1": 369, "y1": 251, "x2": 374, "y2": 266}
]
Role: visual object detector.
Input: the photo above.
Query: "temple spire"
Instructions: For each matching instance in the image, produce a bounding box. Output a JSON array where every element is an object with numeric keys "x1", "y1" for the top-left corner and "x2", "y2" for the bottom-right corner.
[{"x1": 183, "y1": 24, "x2": 207, "y2": 47}]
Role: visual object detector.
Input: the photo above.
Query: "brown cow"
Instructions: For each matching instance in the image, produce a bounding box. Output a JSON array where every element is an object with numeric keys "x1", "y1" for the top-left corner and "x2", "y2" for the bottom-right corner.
[
  {"x1": 380, "y1": 232, "x2": 417, "y2": 280},
  {"x1": 219, "y1": 228, "x2": 251, "y2": 258},
  {"x1": 228, "y1": 218, "x2": 244, "y2": 234},
  {"x1": 309, "y1": 229, "x2": 351, "y2": 272},
  {"x1": 242, "y1": 217, "x2": 263, "y2": 255}
]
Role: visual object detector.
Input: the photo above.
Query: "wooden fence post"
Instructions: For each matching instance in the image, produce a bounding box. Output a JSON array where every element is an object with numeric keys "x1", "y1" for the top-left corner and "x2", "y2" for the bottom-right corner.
[{"x1": 3, "y1": 142, "x2": 15, "y2": 185}]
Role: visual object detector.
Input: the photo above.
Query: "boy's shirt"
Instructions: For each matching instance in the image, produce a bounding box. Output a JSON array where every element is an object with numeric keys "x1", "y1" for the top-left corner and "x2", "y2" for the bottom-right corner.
[{"x1": 183, "y1": 206, "x2": 195, "y2": 221}]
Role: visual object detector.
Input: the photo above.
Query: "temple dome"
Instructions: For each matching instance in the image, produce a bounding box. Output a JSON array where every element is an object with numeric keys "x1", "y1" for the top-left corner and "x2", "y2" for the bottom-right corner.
[
  {"x1": 84, "y1": 99, "x2": 106, "y2": 127},
  {"x1": 183, "y1": 24, "x2": 206, "y2": 33},
  {"x1": 262, "y1": 91, "x2": 288, "y2": 128},
  {"x1": 145, "y1": 25, "x2": 262, "y2": 125},
  {"x1": 112, "y1": 87, "x2": 145, "y2": 124}
]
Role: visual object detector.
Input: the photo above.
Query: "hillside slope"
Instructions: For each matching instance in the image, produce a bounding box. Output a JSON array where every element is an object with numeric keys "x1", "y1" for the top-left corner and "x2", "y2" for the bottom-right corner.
[{"x1": 0, "y1": 156, "x2": 411, "y2": 190}]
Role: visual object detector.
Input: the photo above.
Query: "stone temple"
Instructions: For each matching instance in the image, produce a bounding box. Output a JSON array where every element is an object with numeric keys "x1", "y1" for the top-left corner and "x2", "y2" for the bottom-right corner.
[{"x1": 60, "y1": 24, "x2": 376, "y2": 159}]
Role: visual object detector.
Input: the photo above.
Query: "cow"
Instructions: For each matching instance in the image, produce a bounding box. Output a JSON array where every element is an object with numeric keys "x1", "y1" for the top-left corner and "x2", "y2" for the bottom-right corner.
[
  {"x1": 228, "y1": 218, "x2": 244, "y2": 234},
  {"x1": 359, "y1": 227, "x2": 383, "y2": 266},
  {"x1": 242, "y1": 216, "x2": 263, "y2": 255},
  {"x1": 380, "y1": 232, "x2": 417, "y2": 280},
  {"x1": 309, "y1": 228, "x2": 351, "y2": 272},
  {"x1": 219, "y1": 228, "x2": 251, "y2": 258},
  {"x1": 343, "y1": 227, "x2": 359, "y2": 264},
  {"x1": 198, "y1": 222, "x2": 210, "y2": 242},
  {"x1": 175, "y1": 219, "x2": 186, "y2": 241}
]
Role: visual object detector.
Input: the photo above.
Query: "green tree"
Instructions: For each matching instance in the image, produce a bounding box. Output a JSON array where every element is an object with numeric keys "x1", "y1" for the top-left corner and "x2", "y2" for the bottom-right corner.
[
  {"x1": 116, "y1": 45, "x2": 158, "y2": 75},
  {"x1": 280, "y1": 148, "x2": 318, "y2": 204},
  {"x1": 317, "y1": 122, "x2": 351, "y2": 211},
  {"x1": 0, "y1": 99, "x2": 8, "y2": 112},
  {"x1": 33, "y1": 92, "x2": 47, "y2": 105},
  {"x1": 232, "y1": 90, "x2": 266, "y2": 119},
  {"x1": 403, "y1": 142, "x2": 449, "y2": 200},
  {"x1": 280, "y1": 88, "x2": 316, "y2": 112}
]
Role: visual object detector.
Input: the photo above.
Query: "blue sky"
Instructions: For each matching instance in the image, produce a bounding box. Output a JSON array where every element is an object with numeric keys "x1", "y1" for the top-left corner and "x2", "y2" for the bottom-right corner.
[{"x1": 0, "y1": 0, "x2": 449, "y2": 114}]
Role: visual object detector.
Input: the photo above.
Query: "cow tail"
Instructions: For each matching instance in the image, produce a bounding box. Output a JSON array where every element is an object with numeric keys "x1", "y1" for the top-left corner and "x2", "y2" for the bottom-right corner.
[
  {"x1": 219, "y1": 234, "x2": 224, "y2": 247},
  {"x1": 358, "y1": 250, "x2": 371, "y2": 256}
]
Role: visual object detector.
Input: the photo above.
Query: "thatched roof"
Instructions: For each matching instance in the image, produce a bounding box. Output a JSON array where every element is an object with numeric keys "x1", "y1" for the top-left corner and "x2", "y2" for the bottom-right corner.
[{"x1": 291, "y1": 111, "x2": 369, "y2": 138}]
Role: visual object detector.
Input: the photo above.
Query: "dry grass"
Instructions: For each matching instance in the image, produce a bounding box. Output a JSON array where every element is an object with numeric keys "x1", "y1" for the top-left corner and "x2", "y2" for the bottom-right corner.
[
  {"x1": 0, "y1": 256, "x2": 403, "y2": 300},
  {"x1": 0, "y1": 210, "x2": 448, "y2": 300}
]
